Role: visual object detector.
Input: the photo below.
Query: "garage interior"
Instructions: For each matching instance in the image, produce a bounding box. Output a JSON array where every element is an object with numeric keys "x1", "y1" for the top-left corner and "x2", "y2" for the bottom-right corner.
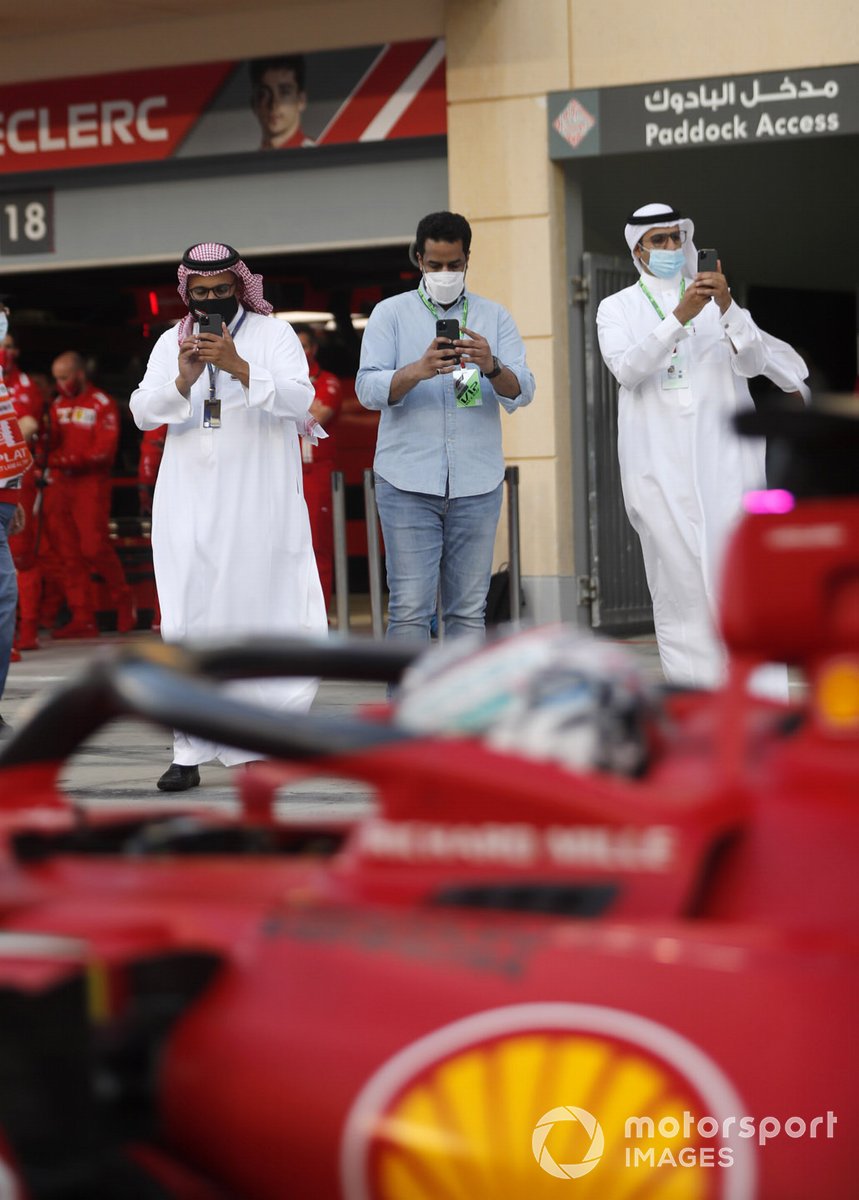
[{"x1": 1, "y1": 243, "x2": 425, "y2": 616}]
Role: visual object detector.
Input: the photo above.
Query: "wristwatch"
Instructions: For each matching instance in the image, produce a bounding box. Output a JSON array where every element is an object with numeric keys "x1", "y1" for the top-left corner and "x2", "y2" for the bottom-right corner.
[{"x1": 483, "y1": 355, "x2": 503, "y2": 380}]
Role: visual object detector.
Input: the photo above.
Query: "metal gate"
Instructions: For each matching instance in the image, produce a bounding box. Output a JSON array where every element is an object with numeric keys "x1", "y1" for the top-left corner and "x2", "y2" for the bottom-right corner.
[{"x1": 579, "y1": 252, "x2": 653, "y2": 632}]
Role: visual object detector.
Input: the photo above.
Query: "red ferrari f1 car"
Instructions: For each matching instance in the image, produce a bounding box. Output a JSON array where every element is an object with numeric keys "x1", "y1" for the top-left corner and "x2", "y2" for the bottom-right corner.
[{"x1": 0, "y1": 408, "x2": 855, "y2": 1199}]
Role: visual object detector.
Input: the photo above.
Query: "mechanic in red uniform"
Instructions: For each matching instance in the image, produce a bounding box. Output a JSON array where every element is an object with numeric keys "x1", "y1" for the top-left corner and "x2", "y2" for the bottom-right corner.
[
  {"x1": 1, "y1": 333, "x2": 43, "y2": 652},
  {"x1": 295, "y1": 325, "x2": 342, "y2": 614},
  {"x1": 44, "y1": 351, "x2": 136, "y2": 639},
  {"x1": 138, "y1": 424, "x2": 166, "y2": 631},
  {"x1": 138, "y1": 425, "x2": 166, "y2": 511}
]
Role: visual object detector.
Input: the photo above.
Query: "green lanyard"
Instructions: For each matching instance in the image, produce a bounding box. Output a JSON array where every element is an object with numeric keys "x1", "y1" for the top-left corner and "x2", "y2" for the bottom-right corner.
[
  {"x1": 639, "y1": 277, "x2": 690, "y2": 326},
  {"x1": 418, "y1": 286, "x2": 468, "y2": 331}
]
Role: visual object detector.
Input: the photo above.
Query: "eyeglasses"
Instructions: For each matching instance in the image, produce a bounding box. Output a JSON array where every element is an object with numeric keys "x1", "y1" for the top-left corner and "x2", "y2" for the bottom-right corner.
[
  {"x1": 188, "y1": 282, "x2": 236, "y2": 301},
  {"x1": 639, "y1": 230, "x2": 687, "y2": 250}
]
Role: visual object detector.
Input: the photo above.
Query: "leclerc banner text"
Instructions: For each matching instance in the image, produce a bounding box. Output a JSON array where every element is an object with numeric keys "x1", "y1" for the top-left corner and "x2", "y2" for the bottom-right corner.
[{"x1": 0, "y1": 39, "x2": 446, "y2": 176}]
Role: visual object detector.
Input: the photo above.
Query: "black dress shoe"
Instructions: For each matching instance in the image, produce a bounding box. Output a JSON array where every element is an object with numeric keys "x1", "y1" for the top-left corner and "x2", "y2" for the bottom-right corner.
[{"x1": 156, "y1": 763, "x2": 201, "y2": 792}]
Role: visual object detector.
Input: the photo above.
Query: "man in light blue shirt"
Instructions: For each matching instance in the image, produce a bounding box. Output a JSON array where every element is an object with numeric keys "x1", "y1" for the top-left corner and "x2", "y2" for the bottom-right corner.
[{"x1": 356, "y1": 211, "x2": 534, "y2": 644}]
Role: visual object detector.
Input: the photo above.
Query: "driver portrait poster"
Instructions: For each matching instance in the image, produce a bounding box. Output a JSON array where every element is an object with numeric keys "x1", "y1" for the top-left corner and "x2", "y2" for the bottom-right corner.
[{"x1": 0, "y1": 39, "x2": 446, "y2": 176}]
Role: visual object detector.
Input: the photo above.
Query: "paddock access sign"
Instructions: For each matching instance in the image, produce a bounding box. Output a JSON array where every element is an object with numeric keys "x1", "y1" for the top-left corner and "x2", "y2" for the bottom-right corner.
[{"x1": 548, "y1": 64, "x2": 858, "y2": 159}]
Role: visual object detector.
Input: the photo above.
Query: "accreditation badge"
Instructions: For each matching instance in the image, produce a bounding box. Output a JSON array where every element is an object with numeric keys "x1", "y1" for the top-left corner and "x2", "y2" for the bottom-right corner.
[
  {"x1": 203, "y1": 397, "x2": 222, "y2": 429},
  {"x1": 661, "y1": 347, "x2": 690, "y2": 391},
  {"x1": 453, "y1": 366, "x2": 482, "y2": 408}
]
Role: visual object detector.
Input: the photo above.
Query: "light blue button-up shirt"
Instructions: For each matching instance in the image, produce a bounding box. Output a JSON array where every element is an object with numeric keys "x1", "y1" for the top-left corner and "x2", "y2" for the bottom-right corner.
[{"x1": 356, "y1": 287, "x2": 535, "y2": 498}]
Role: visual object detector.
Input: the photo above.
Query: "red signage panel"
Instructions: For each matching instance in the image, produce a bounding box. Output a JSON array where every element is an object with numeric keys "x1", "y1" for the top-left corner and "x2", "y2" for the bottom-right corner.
[
  {"x1": 0, "y1": 40, "x2": 447, "y2": 177},
  {"x1": 0, "y1": 64, "x2": 233, "y2": 174}
]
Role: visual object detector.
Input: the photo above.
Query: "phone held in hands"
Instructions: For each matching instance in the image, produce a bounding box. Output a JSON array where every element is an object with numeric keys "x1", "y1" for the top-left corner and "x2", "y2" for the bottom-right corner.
[
  {"x1": 436, "y1": 317, "x2": 460, "y2": 363},
  {"x1": 697, "y1": 248, "x2": 718, "y2": 273},
  {"x1": 197, "y1": 312, "x2": 223, "y2": 428},
  {"x1": 198, "y1": 313, "x2": 224, "y2": 336}
]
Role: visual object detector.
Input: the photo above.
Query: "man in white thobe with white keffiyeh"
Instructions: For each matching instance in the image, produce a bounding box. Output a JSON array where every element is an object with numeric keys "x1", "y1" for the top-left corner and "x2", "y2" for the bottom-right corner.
[
  {"x1": 130, "y1": 242, "x2": 327, "y2": 790},
  {"x1": 597, "y1": 204, "x2": 809, "y2": 694}
]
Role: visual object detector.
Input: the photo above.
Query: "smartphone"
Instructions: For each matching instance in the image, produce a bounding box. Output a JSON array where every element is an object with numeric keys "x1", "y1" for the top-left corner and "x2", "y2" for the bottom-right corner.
[
  {"x1": 697, "y1": 248, "x2": 718, "y2": 273},
  {"x1": 436, "y1": 317, "x2": 459, "y2": 363},
  {"x1": 198, "y1": 312, "x2": 224, "y2": 336},
  {"x1": 436, "y1": 317, "x2": 460, "y2": 342}
]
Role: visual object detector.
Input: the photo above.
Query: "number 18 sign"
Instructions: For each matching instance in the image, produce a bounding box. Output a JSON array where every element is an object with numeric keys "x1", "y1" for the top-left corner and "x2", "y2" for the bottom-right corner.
[{"x1": 1, "y1": 190, "x2": 54, "y2": 256}]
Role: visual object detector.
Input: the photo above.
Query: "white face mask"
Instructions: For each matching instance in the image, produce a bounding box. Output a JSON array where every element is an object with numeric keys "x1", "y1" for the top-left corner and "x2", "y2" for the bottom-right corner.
[{"x1": 423, "y1": 270, "x2": 465, "y2": 306}]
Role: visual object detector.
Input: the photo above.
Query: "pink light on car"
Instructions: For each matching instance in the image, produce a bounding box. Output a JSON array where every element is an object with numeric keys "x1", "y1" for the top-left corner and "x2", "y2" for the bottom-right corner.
[{"x1": 743, "y1": 489, "x2": 796, "y2": 514}]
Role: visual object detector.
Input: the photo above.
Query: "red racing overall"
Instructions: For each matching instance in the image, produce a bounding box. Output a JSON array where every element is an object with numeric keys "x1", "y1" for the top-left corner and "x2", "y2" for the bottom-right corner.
[
  {"x1": 44, "y1": 382, "x2": 135, "y2": 636},
  {"x1": 301, "y1": 367, "x2": 342, "y2": 612},
  {"x1": 5, "y1": 365, "x2": 44, "y2": 648}
]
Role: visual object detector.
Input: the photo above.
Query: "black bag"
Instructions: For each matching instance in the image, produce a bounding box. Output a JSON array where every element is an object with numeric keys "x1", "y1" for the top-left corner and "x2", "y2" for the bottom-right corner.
[{"x1": 485, "y1": 563, "x2": 525, "y2": 626}]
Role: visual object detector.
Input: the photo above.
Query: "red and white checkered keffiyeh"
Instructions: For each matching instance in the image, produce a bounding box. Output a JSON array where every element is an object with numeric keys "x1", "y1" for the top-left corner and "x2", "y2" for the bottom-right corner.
[{"x1": 176, "y1": 242, "x2": 273, "y2": 340}]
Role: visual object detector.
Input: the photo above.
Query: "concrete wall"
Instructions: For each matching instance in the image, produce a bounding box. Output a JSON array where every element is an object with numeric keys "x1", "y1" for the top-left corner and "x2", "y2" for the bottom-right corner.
[
  {"x1": 446, "y1": 1, "x2": 573, "y2": 617},
  {"x1": 571, "y1": 1, "x2": 858, "y2": 86},
  {"x1": 0, "y1": 2, "x2": 445, "y2": 80}
]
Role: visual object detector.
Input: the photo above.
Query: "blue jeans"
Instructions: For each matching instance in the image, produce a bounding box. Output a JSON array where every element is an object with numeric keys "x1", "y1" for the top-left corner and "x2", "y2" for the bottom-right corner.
[
  {"x1": 0, "y1": 503, "x2": 18, "y2": 702},
  {"x1": 375, "y1": 475, "x2": 503, "y2": 643}
]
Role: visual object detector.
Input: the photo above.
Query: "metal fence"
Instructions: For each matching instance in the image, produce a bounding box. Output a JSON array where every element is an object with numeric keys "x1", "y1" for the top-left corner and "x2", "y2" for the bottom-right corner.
[
  {"x1": 581, "y1": 252, "x2": 653, "y2": 632},
  {"x1": 334, "y1": 467, "x2": 522, "y2": 637}
]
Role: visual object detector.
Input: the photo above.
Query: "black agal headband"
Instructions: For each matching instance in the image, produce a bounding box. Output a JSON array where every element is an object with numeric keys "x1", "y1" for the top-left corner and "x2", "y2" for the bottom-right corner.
[
  {"x1": 181, "y1": 245, "x2": 241, "y2": 271},
  {"x1": 626, "y1": 208, "x2": 683, "y2": 225}
]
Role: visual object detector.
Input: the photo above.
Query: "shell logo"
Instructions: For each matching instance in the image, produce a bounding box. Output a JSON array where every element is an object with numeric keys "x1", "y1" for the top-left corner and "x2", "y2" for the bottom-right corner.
[
  {"x1": 532, "y1": 1106, "x2": 604, "y2": 1179},
  {"x1": 341, "y1": 1003, "x2": 756, "y2": 1200},
  {"x1": 816, "y1": 658, "x2": 859, "y2": 730}
]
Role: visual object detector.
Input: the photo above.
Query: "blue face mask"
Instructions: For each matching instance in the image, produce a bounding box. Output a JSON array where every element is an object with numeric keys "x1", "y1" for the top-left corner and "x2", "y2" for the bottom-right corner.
[{"x1": 644, "y1": 248, "x2": 685, "y2": 278}]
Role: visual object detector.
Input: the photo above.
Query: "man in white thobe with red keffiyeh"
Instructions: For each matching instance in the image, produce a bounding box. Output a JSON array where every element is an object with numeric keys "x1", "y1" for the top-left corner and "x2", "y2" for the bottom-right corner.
[{"x1": 131, "y1": 242, "x2": 327, "y2": 791}]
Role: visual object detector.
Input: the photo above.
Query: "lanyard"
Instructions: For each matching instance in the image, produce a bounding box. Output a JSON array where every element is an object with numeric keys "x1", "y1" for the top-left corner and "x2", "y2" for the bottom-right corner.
[
  {"x1": 418, "y1": 286, "x2": 468, "y2": 331},
  {"x1": 638, "y1": 277, "x2": 690, "y2": 326},
  {"x1": 203, "y1": 308, "x2": 248, "y2": 428}
]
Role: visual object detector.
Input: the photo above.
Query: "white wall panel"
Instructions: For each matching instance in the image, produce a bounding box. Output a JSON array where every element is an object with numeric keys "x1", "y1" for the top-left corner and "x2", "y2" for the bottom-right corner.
[{"x1": 0, "y1": 152, "x2": 448, "y2": 272}]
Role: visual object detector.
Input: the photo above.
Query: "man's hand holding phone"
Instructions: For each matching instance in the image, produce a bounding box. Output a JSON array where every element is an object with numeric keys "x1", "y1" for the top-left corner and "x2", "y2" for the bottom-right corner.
[
  {"x1": 695, "y1": 249, "x2": 731, "y2": 315},
  {"x1": 176, "y1": 333, "x2": 207, "y2": 395},
  {"x1": 176, "y1": 315, "x2": 248, "y2": 396},
  {"x1": 388, "y1": 328, "x2": 463, "y2": 404},
  {"x1": 413, "y1": 319, "x2": 462, "y2": 379},
  {"x1": 195, "y1": 313, "x2": 227, "y2": 366},
  {"x1": 456, "y1": 326, "x2": 495, "y2": 375},
  {"x1": 433, "y1": 320, "x2": 495, "y2": 375},
  {"x1": 195, "y1": 317, "x2": 247, "y2": 379},
  {"x1": 674, "y1": 248, "x2": 731, "y2": 323},
  {"x1": 434, "y1": 318, "x2": 461, "y2": 371}
]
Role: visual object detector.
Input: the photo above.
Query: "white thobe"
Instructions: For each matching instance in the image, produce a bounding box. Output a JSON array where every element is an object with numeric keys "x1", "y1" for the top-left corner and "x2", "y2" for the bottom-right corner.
[
  {"x1": 130, "y1": 306, "x2": 328, "y2": 766},
  {"x1": 597, "y1": 275, "x2": 777, "y2": 690}
]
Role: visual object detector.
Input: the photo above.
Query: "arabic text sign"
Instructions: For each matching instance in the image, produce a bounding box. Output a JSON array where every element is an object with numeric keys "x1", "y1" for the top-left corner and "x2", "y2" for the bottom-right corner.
[{"x1": 548, "y1": 64, "x2": 858, "y2": 159}]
